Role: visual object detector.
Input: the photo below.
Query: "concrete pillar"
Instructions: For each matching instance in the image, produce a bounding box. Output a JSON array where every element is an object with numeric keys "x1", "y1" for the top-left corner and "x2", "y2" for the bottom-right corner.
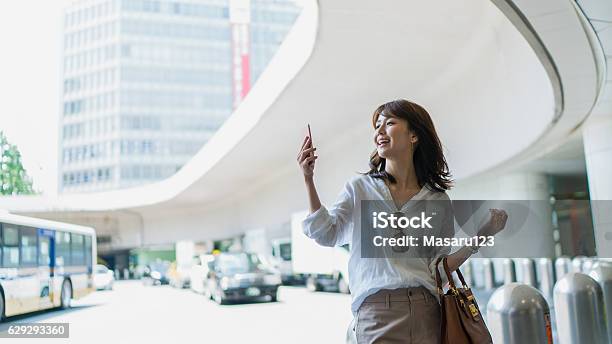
[{"x1": 583, "y1": 118, "x2": 612, "y2": 257}]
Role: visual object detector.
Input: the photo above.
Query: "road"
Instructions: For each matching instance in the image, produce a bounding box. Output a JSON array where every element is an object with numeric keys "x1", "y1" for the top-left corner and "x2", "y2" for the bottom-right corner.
[{"x1": 0, "y1": 280, "x2": 353, "y2": 343}]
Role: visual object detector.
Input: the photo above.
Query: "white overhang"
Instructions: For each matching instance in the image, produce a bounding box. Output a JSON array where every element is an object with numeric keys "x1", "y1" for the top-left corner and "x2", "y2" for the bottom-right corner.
[{"x1": 0, "y1": 0, "x2": 605, "y2": 244}]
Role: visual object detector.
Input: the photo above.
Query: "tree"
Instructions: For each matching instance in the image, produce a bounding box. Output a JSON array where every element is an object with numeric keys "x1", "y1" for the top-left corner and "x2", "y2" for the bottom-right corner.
[{"x1": 0, "y1": 131, "x2": 36, "y2": 195}]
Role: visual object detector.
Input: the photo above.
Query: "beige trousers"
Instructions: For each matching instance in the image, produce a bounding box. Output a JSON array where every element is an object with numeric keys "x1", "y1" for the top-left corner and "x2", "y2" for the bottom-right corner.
[{"x1": 353, "y1": 287, "x2": 441, "y2": 344}]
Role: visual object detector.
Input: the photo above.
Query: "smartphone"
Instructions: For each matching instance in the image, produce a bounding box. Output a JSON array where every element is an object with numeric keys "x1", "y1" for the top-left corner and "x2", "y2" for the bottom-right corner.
[
  {"x1": 307, "y1": 124, "x2": 312, "y2": 143},
  {"x1": 307, "y1": 124, "x2": 313, "y2": 165}
]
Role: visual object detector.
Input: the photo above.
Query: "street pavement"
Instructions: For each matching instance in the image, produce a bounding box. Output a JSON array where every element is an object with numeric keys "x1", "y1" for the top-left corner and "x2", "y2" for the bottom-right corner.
[
  {"x1": 0, "y1": 280, "x2": 353, "y2": 344},
  {"x1": 0, "y1": 281, "x2": 561, "y2": 343}
]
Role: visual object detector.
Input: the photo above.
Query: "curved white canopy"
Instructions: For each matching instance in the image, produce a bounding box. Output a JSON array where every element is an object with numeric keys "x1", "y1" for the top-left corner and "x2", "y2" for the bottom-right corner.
[{"x1": 0, "y1": 0, "x2": 604, "y2": 246}]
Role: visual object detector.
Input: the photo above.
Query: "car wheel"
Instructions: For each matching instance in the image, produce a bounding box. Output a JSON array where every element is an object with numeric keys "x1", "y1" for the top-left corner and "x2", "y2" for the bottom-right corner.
[
  {"x1": 60, "y1": 280, "x2": 72, "y2": 309},
  {"x1": 0, "y1": 290, "x2": 5, "y2": 322},
  {"x1": 306, "y1": 276, "x2": 321, "y2": 292},
  {"x1": 270, "y1": 291, "x2": 278, "y2": 302},
  {"x1": 204, "y1": 288, "x2": 212, "y2": 300},
  {"x1": 213, "y1": 291, "x2": 226, "y2": 305}
]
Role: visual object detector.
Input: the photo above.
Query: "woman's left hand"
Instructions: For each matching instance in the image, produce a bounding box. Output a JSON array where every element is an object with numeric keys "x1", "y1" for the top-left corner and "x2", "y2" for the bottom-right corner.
[{"x1": 478, "y1": 208, "x2": 508, "y2": 237}]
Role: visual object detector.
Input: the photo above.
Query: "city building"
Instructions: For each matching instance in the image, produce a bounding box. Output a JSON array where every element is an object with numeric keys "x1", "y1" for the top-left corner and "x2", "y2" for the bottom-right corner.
[{"x1": 59, "y1": 0, "x2": 300, "y2": 193}]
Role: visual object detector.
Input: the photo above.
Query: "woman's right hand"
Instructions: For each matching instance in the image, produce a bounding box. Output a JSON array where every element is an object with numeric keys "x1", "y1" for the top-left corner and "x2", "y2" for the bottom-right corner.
[{"x1": 297, "y1": 135, "x2": 318, "y2": 178}]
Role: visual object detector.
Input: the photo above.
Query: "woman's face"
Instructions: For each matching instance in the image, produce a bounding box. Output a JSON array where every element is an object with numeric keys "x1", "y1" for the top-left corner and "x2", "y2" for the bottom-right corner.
[{"x1": 374, "y1": 113, "x2": 417, "y2": 159}]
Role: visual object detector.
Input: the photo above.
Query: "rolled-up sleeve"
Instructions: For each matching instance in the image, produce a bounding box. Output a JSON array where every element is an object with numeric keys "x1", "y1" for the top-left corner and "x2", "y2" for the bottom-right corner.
[{"x1": 301, "y1": 181, "x2": 355, "y2": 247}]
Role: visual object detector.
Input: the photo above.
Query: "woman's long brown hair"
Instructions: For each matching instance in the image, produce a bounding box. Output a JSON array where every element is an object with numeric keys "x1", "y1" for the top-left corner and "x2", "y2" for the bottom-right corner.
[{"x1": 364, "y1": 99, "x2": 453, "y2": 192}]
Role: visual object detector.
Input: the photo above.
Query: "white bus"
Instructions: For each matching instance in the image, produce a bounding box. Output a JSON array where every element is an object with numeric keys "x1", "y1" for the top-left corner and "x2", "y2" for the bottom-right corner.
[{"x1": 0, "y1": 212, "x2": 96, "y2": 321}]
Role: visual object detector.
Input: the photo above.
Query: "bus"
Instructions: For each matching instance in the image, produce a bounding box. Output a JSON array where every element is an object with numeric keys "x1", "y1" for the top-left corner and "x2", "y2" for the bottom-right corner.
[{"x1": 0, "y1": 212, "x2": 96, "y2": 321}]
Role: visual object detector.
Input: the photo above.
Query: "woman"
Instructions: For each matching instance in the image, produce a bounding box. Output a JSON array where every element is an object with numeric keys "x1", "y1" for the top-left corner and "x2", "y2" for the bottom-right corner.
[{"x1": 297, "y1": 99, "x2": 507, "y2": 343}]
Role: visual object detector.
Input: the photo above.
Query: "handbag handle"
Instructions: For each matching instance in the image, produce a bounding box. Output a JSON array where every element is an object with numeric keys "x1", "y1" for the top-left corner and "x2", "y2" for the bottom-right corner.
[
  {"x1": 435, "y1": 257, "x2": 444, "y2": 295},
  {"x1": 435, "y1": 256, "x2": 469, "y2": 294},
  {"x1": 443, "y1": 257, "x2": 469, "y2": 290}
]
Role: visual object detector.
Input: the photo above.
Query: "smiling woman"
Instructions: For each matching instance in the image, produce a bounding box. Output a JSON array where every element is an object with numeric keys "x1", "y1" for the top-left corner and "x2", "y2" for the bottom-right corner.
[{"x1": 297, "y1": 99, "x2": 507, "y2": 343}]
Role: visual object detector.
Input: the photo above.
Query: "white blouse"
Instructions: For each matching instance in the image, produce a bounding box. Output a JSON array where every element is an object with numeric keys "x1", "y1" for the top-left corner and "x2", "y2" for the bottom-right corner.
[{"x1": 302, "y1": 174, "x2": 452, "y2": 315}]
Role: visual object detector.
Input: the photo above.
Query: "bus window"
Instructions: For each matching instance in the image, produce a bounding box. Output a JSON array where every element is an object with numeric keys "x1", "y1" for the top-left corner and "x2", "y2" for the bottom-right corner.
[
  {"x1": 20, "y1": 227, "x2": 38, "y2": 266},
  {"x1": 39, "y1": 235, "x2": 50, "y2": 267},
  {"x1": 84, "y1": 235, "x2": 92, "y2": 269},
  {"x1": 2, "y1": 225, "x2": 19, "y2": 267},
  {"x1": 56, "y1": 231, "x2": 71, "y2": 267},
  {"x1": 71, "y1": 233, "x2": 85, "y2": 265}
]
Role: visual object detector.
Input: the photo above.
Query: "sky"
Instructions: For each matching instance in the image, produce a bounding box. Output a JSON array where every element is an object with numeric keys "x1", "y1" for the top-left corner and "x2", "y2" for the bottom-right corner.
[{"x1": 0, "y1": 1, "x2": 74, "y2": 196}]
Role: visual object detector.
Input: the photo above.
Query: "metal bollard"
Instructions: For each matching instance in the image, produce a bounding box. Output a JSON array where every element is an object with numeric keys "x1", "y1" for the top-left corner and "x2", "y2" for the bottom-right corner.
[
  {"x1": 472, "y1": 259, "x2": 485, "y2": 289},
  {"x1": 555, "y1": 257, "x2": 571, "y2": 282},
  {"x1": 487, "y1": 283, "x2": 553, "y2": 344},
  {"x1": 538, "y1": 258, "x2": 555, "y2": 306},
  {"x1": 503, "y1": 258, "x2": 516, "y2": 285},
  {"x1": 571, "y1": 256, "x2": 586, "y2": 273},
  {"x1": 520, "y1": 258, "x2": 537, "y2": 288},
  {"x1": 483, "y1": 258, "x2": 496, "y2": 290},
  {"x1": 582, "y1": 257, "x2": 597, "y2": 274},
  {"x1": 493, "y1": 258, "x2": 505, "y2": 285},
  {"x1": 588, "y1": 261, "x2": 612, "y2": 342},
  {"x1": 554, "y1": 272, "x2": 609, "y2": 344},
  {"x1": 462, "y1": 259, "x2": 474, "y2": 286}
]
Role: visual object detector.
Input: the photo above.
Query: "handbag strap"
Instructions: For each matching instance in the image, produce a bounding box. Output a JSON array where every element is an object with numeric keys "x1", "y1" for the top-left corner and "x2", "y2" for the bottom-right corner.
[
  {"x1": 434, "y1": 256, "x2": 445, "y2": 295},
  {"x1": 434, "y1": 257, "x2": 448, "y2": 337},
  {"x1": 435, "y1": 256, "x2": 471, "y2": 293},
  {"x1": 442, "y1": 257, "x2": 469, "y2": 289}
]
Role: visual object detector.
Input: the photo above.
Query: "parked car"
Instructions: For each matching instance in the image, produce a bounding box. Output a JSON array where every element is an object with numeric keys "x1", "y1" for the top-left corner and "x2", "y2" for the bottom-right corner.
[
  {"x1": 206, "y1": 252, "x2": 281, "y2": 305},
  {"x1": 142, "y1": 260, "x2": 171, "y2": 286},
  {"x1": 93, "y1": 264, "x2": 115, "y2": 290}
]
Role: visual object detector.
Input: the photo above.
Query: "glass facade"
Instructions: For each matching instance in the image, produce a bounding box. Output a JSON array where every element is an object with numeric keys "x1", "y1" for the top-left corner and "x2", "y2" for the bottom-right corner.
[{"x1": 59, "y1": 0, "x2": 300, "y2": 193}]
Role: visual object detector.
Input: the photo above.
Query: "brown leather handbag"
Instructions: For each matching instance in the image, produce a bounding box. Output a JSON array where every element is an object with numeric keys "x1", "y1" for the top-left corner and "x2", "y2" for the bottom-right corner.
[{"x1": 435, "y1": 257, "x2": 493, "y2": 344}]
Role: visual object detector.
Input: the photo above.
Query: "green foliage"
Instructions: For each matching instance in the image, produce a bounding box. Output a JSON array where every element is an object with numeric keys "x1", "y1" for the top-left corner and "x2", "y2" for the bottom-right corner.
[{"x1": 0, "y1": 131, "x2": 36, "y2": 195}]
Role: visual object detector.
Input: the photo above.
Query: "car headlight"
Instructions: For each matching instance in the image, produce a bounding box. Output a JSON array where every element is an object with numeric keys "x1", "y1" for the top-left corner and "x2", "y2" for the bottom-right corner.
[
  {"x1": 151, "y1": 271, "x2": 161, "y2": 279},
  {"x1": 263, "y1": 274, "x2": 281, "y2": 285}
]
